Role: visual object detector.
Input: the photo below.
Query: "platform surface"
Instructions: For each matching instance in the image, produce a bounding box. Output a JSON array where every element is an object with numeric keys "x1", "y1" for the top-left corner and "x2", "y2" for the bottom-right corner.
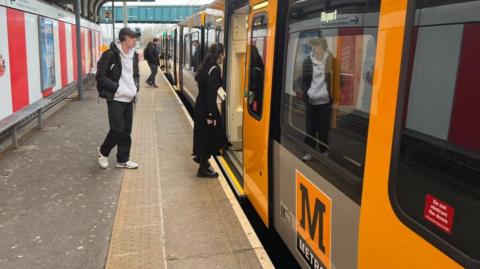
[{"x1": 0, "y1": 62, "x2": 272, "y2": 269}]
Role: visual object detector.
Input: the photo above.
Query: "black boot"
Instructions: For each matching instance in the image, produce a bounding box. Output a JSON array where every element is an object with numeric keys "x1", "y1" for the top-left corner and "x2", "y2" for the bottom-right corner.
[
  {"x1": 197, "y1": 155, "x2": 218, "y2": 178},
  {"x1": 197, "y1": 167, "x2": 219, "y2": 178}
]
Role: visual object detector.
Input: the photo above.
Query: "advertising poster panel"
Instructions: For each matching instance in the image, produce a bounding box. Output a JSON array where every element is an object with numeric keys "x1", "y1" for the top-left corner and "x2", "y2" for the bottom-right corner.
[{"x1": 38, "y1": 17, "x2": 56, "y2": 90}]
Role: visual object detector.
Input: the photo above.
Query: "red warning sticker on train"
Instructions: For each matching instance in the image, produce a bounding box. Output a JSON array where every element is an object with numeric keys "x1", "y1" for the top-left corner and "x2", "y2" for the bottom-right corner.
[{"x1": 424, "y1": 194, "x2": 455, "y2": 234}]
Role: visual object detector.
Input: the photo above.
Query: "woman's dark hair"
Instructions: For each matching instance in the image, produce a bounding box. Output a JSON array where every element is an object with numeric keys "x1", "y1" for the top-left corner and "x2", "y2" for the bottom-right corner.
[{"x1": 196, "y1": 43, "x2": 225, "y2": 76}]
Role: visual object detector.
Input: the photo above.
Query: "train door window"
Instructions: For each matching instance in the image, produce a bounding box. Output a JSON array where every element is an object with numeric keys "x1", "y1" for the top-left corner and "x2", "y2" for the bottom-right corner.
[
  {"x1": 391, "y1": 0, "x2": 480, "y2": 266},
  {"x1": 281, "y1": 0, "x2": 380, "y2": 200},
  {"x1": 217, "y1": 26, "x2": 224, "y2": 45},
  {"x1": 192, "y1": 31, "x2": 200, "y2": 71},
  {"x1": 207, "y1": 28, "x2": 216, "y2": 48},
  {"x1": 169, "y1": 36, "x2": 174, "y2": 60},
  {"x1": 204, "y1": 28, "x2": 208, "y2": 48},
  {"x1": 184, "y1": 35, "x2": 191, "y2": 68},
  {"x1": 247, "y1": 13, "x2": 268, "y2": 119}
]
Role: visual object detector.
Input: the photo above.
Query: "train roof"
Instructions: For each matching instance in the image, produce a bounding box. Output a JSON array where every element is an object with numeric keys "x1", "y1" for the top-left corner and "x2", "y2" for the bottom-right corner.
[{"x1": 178, "y1": 0, "x2": 224, "y2": 28}]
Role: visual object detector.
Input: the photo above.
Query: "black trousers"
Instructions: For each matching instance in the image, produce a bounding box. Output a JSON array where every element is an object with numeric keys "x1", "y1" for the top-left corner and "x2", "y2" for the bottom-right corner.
[
  {"x1": 100, "y1": 100, "x2": 133, "y2": 163},
  {"x1": 199, "y1": 155, "x2": 211, "y2": 171},
  {"x1": 305, "y1": 103, "x2": 331, "y2": 152},
  {"x1": 147, "y1": 62, "x2": 158, "y2": 85}
]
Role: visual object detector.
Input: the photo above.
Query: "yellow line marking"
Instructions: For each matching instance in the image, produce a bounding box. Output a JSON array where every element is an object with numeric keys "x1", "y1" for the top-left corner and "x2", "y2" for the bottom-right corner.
[{"x1": 217, "y1": 156, "x2": 245, "y2": 196}]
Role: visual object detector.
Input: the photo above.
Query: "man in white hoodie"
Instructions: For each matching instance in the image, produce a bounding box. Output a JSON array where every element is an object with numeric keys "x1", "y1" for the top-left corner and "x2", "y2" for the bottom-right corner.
[{"x1": 96, "y1": 27, "x2": 140, "y2": 169}]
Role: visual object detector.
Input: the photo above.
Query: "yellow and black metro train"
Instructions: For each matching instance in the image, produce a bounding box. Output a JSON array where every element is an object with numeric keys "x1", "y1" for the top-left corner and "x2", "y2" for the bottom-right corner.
[{"x1": 159, "y1": 0, "x2": 480, "y2": 268}]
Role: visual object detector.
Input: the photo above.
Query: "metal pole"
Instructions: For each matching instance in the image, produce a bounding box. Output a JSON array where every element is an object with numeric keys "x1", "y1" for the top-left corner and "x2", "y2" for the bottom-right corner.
[
  {"x1": 123, "y1": 1, "x2": 128, "y2": 27},
  {"x1": 75, "y1": 0, "x2": 83, "y2": 100},
  {"x1": 112, "y1": 1, "x2": 115, "y2": 42}
]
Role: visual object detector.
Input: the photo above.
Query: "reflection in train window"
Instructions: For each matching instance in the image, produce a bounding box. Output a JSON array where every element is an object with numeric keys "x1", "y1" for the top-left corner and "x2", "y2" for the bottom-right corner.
[
  {"x1": 247, "y1": 13, "x2": 268, "y2": 119},
  {"x1": 283, "y1": 5, "x2": 379, "y2": 179},
  {"x1": 392, "y1": 0, "x2": 480, "y2": 264}
]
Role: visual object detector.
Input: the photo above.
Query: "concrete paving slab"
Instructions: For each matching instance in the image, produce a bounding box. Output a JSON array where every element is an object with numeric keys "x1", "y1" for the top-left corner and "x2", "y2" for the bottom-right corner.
[
  {"x1": 0, "y1": 87, "x2": 123, "y2": 269},
  {"x1": 160, "y1": 175, "x2": 212, "y2": 204}
]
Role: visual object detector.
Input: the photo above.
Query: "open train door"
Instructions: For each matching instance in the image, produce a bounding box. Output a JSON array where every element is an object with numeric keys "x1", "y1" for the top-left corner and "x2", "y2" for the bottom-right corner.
[
  {"x1": 243, "y1": 0, "x2": 278, "y2": 227},
  {"x1": 221, "y1": 4, "x2": 249, "y2": 195}
]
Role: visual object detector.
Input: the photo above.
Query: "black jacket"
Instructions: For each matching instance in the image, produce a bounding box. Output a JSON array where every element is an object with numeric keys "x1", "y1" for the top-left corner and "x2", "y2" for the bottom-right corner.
[
  {"x1": 193, "y1": 63, "x2": 227, "y2": 156},
  {"x1": 145, "y1": 42, "x2": 159, "y2": 66},
  {"x1": 302, "y1": 53, "x2": 334, "y2": 104},
  {"x1": 96, "y1": 42, "x2": 139, "y2": 100}
]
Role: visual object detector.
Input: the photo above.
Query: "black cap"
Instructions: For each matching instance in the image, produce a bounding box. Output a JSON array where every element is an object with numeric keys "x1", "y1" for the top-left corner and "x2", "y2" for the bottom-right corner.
[{"x1": 118, "y1": 27, "x2": 139, "y2": 41}]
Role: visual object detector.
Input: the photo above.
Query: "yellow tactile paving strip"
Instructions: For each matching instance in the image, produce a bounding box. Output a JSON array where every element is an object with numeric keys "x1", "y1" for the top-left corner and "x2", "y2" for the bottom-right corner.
[{"x1": 105, "y1": 87, "x2": 167, "y2": 269}]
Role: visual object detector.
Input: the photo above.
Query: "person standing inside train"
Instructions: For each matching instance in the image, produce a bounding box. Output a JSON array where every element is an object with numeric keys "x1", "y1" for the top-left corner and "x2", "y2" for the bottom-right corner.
[
  {"x1": 144, "y1": 38, "x2": 160, "y2": 88},
  {"x1": 192, "y1": 44, "x2": 227, "y2": 178},
  {"x1": 96, "y1": 27, "x2": 140, "y2": 169},
  {"x1": 302, "y1": 37, "x2": 334, "y2": 161}
]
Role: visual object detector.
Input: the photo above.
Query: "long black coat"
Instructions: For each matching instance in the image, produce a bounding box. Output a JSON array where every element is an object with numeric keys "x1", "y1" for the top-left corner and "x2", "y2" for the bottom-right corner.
[{"x1": 193, "y1": 63, "x2": 227, "y2": 156}]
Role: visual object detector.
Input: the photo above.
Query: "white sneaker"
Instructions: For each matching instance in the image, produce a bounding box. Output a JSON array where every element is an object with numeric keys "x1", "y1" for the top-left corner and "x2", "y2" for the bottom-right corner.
[
  {"x1": 98, "y1": 150, "x2": 109, "y2": 169},
  {"x1": 302, "y1": 154, "x2": 313, "y2": 162},
  {"x1": 116, "y1": 161, "x2": 139, "y2": 169}
]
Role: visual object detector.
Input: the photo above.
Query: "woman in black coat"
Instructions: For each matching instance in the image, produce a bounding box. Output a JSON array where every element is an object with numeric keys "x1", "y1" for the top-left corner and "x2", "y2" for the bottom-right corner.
[{"x1": 192, "y1": 44, "x2": 227, "y2": 178}]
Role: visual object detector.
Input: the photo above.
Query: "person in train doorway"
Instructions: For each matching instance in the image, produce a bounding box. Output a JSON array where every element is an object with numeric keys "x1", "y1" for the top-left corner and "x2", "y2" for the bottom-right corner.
[
  {"x1": 302, "y1": 37, "x2": 334, "y2": 162},
  {"x1": 191, "y1": 41, "x2": 201, "y2": 73},
  {"x1": 248, "y1": 45, "x2": 265, "y2": 114},
  {"x1": 144, "y1": 37, "x2": 160, "y2": 88},
  {"x1": 96, "y1": 27, "x2": 140, "y2": 169},
  {"x1": 192, "y1": 43, "x2": 228, "y2": 178}
]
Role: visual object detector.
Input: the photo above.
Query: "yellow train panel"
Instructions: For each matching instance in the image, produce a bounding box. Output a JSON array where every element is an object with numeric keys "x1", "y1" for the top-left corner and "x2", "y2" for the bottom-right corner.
[{"x1": 359, "y1": 0, "x2": 461, "y2": 268}]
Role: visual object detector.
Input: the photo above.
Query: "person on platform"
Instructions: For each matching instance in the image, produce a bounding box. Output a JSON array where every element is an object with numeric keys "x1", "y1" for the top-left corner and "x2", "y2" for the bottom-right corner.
[
  {"x1": 96, "y1": 27, "x2": 140, "y2": 169},
  {"x1": 144, "y1": 37, "x2": 160, "y2": 88},
  {"x1": 192, "y1": 44, "x2": 228, "y2": 178}
]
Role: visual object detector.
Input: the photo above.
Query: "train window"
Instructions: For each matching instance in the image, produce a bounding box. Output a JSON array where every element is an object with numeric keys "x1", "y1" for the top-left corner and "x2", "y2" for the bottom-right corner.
[
  {"x1": 247, "y1": 13, "x2": 268, "y2": 120},
  {"x1": 391, "y1": 0, "x2": 480, "y2": 265},
  {"x1": 169, "y1": 36, "x2": 174, "y2": 60},
  {"x1": 184, "y1": 35, "x2": 191, "y2": 68},
  {"x1": 282, "y1": 0, "x2": 380, "y2": 195},
  {"x1": 191, "y1": 31, "x2": 201, "y2": 72},
  {"x1": 207, "y1": 28, "x2": 216, "y2": 48}
]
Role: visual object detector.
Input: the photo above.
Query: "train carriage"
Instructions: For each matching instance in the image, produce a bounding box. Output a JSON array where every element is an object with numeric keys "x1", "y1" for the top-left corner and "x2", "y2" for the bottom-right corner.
[
  {"x1": 164, "y1": 0, "x2": 480, "y2": 268},
  {"x1": 170, "y1": 6, "x2": 225, "y2": 105}
]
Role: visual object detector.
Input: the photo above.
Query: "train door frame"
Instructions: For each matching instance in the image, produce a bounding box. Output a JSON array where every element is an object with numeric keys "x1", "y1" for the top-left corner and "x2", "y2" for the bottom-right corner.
[
  {"x1": 178, "y1": 26, "x2": 184, "y2": 91},
  {"x1": 200, "y1": 26, "x2": 206, "y2": 62},
  {"x1": 221, "y1": 3, "x2": 250, "y2": 189},
  {"x1": 242, "y1": 0, "x2": 280, "y2": 227},
  {"x1": 165, "y1": 33, "x2": 170, "y2": 74},
  {"x1": 173, "y1": 28, "x2": 178, "y2": 85}
]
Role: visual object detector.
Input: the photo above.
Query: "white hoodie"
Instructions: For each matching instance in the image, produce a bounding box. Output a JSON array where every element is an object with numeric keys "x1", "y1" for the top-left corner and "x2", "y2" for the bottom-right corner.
[
  {"x1": 307, "y1": 52, "x2": 330, "y2": 105},
  {"x1": 114, "y1": 42, "x2": 137, "y2": 103}
]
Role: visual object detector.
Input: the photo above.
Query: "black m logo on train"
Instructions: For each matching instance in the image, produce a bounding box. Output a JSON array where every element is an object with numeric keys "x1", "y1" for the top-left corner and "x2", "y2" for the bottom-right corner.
[{"x1": 296, "y1": 171, "x2": 331, "y2": 269}]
